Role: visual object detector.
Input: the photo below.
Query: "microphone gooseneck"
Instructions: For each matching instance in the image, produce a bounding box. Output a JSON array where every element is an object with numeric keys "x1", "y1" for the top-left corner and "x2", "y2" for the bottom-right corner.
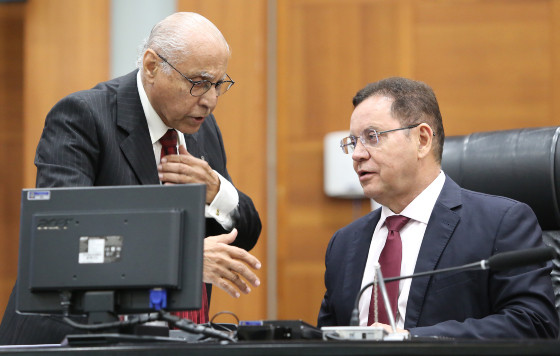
[{"x1": 350, "y1": 246, "x2": 555, "y2": 327}]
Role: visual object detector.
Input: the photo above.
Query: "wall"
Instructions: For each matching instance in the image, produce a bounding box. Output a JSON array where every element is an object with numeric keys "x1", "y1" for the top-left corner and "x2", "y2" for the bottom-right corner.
[
  {"x1": 0, "y1": 1, "x2": 24, "y2": 317},
  {"x1": 22, "y1": 0, "x2": 110, "y2": 188}
]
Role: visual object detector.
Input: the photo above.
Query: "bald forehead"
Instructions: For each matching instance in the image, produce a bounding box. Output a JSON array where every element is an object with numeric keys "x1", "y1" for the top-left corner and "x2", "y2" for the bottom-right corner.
[{"x1": 157, "y1": 12, "x2": 229, "y2": 52}]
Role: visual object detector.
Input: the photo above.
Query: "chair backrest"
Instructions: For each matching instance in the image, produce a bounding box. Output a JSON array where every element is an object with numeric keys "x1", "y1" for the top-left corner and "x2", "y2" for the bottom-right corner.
[
  {"x1": 441, "y1": 126, "x2": 560, "y2": 315},
  {"x1": 441, "y1": 126, "x2": 560, "y2": 230}
]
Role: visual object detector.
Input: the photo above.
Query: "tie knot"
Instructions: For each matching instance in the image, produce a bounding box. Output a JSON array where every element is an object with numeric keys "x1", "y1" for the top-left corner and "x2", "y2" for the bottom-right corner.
[
  {"x1": 385, "y1": 215, "x2": 410, "y2": 232},
  {"x1": 160, "y1": 129, "x2": 178, "y2": 157}
]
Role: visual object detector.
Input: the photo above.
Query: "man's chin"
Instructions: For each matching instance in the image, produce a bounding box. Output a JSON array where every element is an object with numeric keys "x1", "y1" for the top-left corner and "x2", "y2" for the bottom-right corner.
[
  {"x1": 177, "y1": 120, "x2": 204, "y2": 134},
  {"x1": 362, "y1": 186, "x2": 382, "y2": 202}
]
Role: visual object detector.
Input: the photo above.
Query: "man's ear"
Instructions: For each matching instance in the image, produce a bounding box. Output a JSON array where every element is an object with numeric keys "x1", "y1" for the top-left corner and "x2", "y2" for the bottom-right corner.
[
  {"x1": 142, "y1": 49, "x2": 159, "y2": 83},
  {"x1": 417, "y1": 123, "x2": 434, "y2": 159}
]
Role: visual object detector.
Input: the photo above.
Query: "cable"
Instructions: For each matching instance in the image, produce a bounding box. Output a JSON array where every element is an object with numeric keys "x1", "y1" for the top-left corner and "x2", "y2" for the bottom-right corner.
[
  {"x1": 63, "y1": 313, "x2": 160, "y2": 331},
  {"x1": 209, "y1": 322, "x2": 237, "y2": 333},
  {"x1": 59, "y1": 291, "x2": 235, "y2": 342},
  {"x1": 159, "y1": 311, "x2": 236, "y2": 343},
  {"x1": 209, "y1": 310, "x2": 240, "y2": 325},
  {"x1": 208, "y1": 311, "x2": 239, "y2": 333}
]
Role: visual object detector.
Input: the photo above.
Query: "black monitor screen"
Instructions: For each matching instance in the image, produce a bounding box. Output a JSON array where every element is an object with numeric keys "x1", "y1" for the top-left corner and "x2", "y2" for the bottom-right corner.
[{"x1": 16, "y1": 184, "x2": 205, "y2": 317}]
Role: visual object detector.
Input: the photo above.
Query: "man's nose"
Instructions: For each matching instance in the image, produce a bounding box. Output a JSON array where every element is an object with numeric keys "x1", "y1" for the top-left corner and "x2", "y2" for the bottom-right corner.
[
  {"x1": 352, "y1": 139, "x2": 370, "y2": 161},
  {"x1": 198, "y1": 86, "x2": 219, "y2": 107}
]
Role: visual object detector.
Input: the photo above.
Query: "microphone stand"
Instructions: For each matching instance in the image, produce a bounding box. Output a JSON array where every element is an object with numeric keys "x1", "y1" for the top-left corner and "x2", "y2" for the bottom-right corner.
[
  {"x1": 374, "y1": 263, "x2": 397, "y2": 333},
  {"x1": 324, "y1": 264, "x2": 405, "y2": 341}
]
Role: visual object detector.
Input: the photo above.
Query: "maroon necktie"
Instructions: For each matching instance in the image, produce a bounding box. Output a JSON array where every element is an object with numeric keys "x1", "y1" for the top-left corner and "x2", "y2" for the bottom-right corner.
[
  {"x1": 160, "y1": 129, "x2": 178, "y2": 159},
  {"x1": 368, "y1": 215, "x2": 410, "y2": 325},
  {"x1": 160, "y1": 129, "x2": 209, "y2": 323}
]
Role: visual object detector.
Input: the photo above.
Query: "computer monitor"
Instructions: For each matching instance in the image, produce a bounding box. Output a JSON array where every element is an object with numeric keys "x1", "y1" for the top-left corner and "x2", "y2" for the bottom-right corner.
[{"x1": 16, "y1": 184, "x2": 206, "y2": 319}]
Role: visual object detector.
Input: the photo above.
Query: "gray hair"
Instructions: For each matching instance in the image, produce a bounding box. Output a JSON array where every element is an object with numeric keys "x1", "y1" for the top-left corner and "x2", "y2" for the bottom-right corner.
[{"x1": 136, "y1": 12, "x2": 230, "y2": 73}]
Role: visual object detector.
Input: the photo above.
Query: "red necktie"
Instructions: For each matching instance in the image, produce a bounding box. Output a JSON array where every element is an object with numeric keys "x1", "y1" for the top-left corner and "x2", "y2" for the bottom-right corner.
[
  {"x1": 160, "y1": 129, "x2": 209, "y2": 323},
  {"x1": 160, "y1": 129, "x2": 178, "y2": 159},
  {"x1": 368, "y1": 215, "x2": 410, "y2": 325}
]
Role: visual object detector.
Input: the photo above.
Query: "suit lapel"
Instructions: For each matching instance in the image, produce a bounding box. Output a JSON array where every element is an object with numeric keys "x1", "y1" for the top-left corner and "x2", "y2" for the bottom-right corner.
[
  {"x1": 184, "y1": 132, "x2": 202, "y2": 159},
  {"x1": 404, "y1": 177, "x2": 462, "y2": 328},
  {"x1": 116, "y1": 71, "x2": 160, "y2": 185}
]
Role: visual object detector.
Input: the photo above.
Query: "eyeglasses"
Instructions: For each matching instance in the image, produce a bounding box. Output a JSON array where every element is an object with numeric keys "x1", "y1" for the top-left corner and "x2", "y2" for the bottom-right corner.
[
  {"x1": 340, "y1": 123, "x2": 421, "y2": 154},
  {"x1": 156, "y1": 52, "x2": 235, "y2": 97}
]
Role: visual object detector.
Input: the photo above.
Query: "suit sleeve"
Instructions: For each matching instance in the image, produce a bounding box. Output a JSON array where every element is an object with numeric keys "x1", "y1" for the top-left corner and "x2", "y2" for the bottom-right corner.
[
  {"x1": 409, "y1": 202, "x2": 559, "y2": 339},
  {"x1": 203, "y1": 116, "x2": 261, "y2": 252},
  {"x1": 317, "y1": 232, "x2": 339, "y2": 327},
  {"x1": 35, "y1": 94, "x2": 99, "y2": 188}
]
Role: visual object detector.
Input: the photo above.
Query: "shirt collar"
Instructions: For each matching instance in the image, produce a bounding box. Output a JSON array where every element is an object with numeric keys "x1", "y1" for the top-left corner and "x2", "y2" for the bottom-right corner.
[
  {"x1": 381, "y1": 171, "x2": 446, "y2": 225},
  {"x1": 136, "y1": 71, "x2": 185, "y2": 146}
]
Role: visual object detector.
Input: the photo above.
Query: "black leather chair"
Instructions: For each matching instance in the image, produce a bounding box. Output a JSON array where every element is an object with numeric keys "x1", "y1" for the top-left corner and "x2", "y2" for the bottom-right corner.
[{"x1": 441, "y1": 126, "x2": 560, "y2": 312}]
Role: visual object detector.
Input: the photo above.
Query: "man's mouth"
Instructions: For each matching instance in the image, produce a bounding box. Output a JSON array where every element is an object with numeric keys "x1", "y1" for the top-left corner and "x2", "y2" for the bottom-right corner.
[{"x1": 357, "y1": 169, "x2": 375, "y2": 181}]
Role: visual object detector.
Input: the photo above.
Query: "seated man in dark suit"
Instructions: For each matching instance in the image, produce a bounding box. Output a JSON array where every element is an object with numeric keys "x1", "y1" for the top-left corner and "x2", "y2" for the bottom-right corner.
[
  {"x1": 0, "y1": 12, "x2": 262, "y2": 344},
  {"x1": 317, "y1": 77, "x2": 559, "y2": 338}
]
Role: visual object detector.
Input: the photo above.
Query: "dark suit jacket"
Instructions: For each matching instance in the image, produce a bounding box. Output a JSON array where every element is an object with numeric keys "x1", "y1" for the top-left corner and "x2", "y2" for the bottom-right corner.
[
  {"x1": 0, "y1": 70, "x2": 261, "y2": 344},
  {"x1": 317, "y1": 176, "x2": 559, "y2": 339}
]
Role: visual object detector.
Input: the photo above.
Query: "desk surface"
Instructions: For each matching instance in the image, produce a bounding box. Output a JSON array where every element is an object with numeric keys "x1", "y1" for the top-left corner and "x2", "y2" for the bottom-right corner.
[{"x1": 0, "y1": 339, "x2": 559, "y2": 356}]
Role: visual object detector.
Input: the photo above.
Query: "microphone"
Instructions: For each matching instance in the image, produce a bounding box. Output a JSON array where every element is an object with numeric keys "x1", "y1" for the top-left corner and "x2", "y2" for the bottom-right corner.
[
  {"x1": 485, "y1": 246, "x2": 555, "y2": 271},
  {"x1": 349, "y1": 246, "x2": 555, "y2": 326}
]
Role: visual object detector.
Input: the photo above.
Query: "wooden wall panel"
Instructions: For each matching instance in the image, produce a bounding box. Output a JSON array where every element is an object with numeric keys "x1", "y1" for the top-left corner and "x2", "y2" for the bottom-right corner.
[
  {"x1": 0, "y1": 1, "x2": 24, "y2": 321},
  {"x1": 277, "y1": 0, "x2": 560, "y2": 324},
  {"x1": 23, "y1": 0, "x2": 110, "y2": 188},
  {"x1": 177, "y1": 0, "x2": 268, "y2": 321},
  {"x1": 277, "y1": 0, "x2": 408, "y2": 324},
  {"x1": 555, "y1": 1, "x2": 560, "y2": 121},
  {"x1": 413, "y1": 0, "x2": 560, "y2": 134}
]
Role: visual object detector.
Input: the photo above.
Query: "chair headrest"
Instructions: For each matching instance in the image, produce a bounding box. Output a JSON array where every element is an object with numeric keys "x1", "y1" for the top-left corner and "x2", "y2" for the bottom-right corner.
[{"x1": 442, "y1": 127, "x2": 560, "y2": 230}]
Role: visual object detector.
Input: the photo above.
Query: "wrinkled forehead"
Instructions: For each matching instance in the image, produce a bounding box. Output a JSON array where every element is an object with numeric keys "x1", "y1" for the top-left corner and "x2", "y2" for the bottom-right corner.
[{"x1": 176, "y1": 42, "x2": 229, "y2": 78}]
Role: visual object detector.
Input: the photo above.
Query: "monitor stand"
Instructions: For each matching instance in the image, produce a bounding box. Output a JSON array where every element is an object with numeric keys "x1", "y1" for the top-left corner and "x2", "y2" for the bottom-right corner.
[{"x1": 62, "y1": 291, "x2": 172, "y2": 347}]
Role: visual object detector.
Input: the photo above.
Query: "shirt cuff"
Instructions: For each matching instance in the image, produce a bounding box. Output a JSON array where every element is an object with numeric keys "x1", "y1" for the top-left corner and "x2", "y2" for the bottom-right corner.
[{"x1": 204, "y1": 171, "x2": 239, "y2": 230}]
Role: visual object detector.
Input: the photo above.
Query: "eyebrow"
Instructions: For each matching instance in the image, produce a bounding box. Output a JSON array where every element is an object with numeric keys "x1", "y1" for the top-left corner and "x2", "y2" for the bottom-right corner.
[
  {"x1": 350, "y1": 126, "x2": 378, "y2": 136},
  {"x1": 194, "y1": 71, "x2": 226, "y2": 81},
  {"x1": 199, "y1": 72, "x2": 214, "y2": 80}
]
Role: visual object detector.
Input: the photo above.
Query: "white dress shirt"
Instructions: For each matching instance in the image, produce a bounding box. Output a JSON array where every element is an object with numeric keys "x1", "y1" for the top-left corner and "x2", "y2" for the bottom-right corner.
[
  {"x1": 359, "y1": 171, "x2": 446, "y2": 328},
  {"x1": 136, "y1": 71, "x2": 239, "y2": 230}
]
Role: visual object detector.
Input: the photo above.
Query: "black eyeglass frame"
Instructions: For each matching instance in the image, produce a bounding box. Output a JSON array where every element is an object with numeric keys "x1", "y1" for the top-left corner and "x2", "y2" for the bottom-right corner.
[
  {"x1": 155, "y1": 52, "x2": 235, "y2": 97},
  {"x1": 340, "y1": 123, "x2": 421, "y2": 154}
]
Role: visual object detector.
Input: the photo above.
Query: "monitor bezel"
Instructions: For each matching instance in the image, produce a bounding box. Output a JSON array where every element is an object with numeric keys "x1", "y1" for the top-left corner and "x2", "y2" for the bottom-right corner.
[{"x1": 16, "y1": 184, "x2": 206, "y2": 317}]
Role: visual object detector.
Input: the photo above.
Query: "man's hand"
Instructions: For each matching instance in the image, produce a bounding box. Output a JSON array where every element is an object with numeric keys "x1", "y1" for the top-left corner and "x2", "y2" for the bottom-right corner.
[
  {"x1": 158, "y1": 145, "x2": 220, "y2": 203},
  {"x1": 203, "y1": 228, "x2": 262, "y2": 298},
  {"x1": 370, "y1": 322, "x2": 410, "y2": 335}
]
